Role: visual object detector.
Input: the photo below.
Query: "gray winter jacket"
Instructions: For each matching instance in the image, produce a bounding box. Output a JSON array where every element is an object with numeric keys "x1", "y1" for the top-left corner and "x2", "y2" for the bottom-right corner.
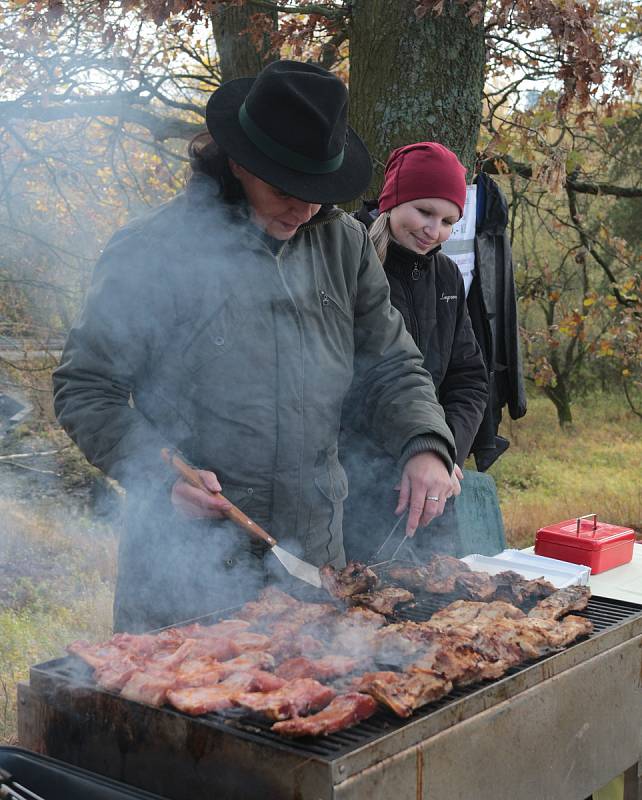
[{"x1": 53, "y1": 175, "x2": 455, "y2": 631}]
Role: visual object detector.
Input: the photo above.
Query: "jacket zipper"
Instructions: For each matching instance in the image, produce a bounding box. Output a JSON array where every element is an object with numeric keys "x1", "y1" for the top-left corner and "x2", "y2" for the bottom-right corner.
[
  {"x1": 401, "y1": 271, "x2": 420, "y2": 343},
  {"x1": 319, "y1": 289, "x2": 343, "y2": 311}
]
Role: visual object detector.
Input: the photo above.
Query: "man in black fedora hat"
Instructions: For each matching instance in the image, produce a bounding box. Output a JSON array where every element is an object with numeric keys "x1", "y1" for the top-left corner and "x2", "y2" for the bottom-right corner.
[{"x1": 53, "y1": 59, "x2": 456, "y2": 632}]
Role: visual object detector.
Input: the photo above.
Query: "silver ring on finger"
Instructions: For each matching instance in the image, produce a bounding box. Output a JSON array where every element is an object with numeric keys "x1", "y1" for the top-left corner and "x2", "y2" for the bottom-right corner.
[{"x1": 426, "y1": 495, "x2": 439, "y2": 502}]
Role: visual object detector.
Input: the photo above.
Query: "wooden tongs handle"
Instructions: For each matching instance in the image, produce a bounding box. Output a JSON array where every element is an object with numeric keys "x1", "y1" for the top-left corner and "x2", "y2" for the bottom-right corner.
[{"x1": 161, "y1": 448, "x2": 277, "y2": 547}]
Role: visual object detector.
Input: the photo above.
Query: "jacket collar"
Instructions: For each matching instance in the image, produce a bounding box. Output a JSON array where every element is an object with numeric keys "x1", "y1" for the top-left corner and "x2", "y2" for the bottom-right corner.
[{"x1": 385, "y1": 239, "x2": 441, "y2": 277}]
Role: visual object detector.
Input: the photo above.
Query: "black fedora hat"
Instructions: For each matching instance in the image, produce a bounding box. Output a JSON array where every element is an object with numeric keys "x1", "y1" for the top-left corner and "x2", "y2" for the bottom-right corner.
[{"x1": 206, "y1": 60, "x2": 372, "y2": 204}]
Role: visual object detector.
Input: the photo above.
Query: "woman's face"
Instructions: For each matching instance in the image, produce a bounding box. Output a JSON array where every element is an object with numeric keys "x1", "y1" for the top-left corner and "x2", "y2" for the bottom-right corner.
[
  {"x1": 389, "y1": 197, "x2": 460, "y2": 255},
  {"x1": 230, "y1": 160, "x2": 321, "y2": 240}
]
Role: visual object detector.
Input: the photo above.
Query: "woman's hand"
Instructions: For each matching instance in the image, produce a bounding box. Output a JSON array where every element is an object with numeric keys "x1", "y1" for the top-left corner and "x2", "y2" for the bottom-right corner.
[
  {"x1": 450, "y1": 464, "x2": 464, "y2": 498},
  {"x1": 395, "y1": 452, "x2": 453, "y2": 537},
  {"x1": 171, "y1": 470, "x2": 231, "y2": 519}
]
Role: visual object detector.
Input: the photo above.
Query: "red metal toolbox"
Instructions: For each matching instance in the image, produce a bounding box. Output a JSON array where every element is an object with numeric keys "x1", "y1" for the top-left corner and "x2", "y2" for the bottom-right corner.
[{"x1": 535, "y1": 513, "x2": 635, "y2": 574}]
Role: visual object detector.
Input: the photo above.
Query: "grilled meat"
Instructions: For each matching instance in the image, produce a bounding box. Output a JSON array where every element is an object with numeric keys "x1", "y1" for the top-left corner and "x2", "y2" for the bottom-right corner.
[
  {"x1": 180, "y1": 619, "x2": 251, "y2": 638},
  {"x1": 373, "y1": 621, "x2": 430, "y2": 665},
  {"x1": 460, "y1": 614, "x2": 593, "y2": 664},
  {"x1": 234, "y1": 632, "x2": 271, "y2": 651},
  {"x1": 386, "y1": 565, "x2": 434, "y2": 592},
  {"x1": 66, "y1": 582, "x2": 594, "y2": 738},
  {"x1": 404, "y1": 555, "x2": 472, "y2": 593},
  {"x1": 387, "y1": 556, "x2": 556, "y2": 608},
  {"x1": 425, "y1": 600, "x2": 526, "y2": 630},
  {"x1": 275, "y1": 655, "x2": 362, "y2": 681},
  {"x1": 272, "y1": 692, "x2": 378, "y2": 736},
  {"x1": 93, "y1": 655, "x2": 140, "y2": 692},
  {"x1": 528, "y1": 585, "x2": 592, "y2": 619},
  {"x1": 268, "y1": 624, "x2": 326, "y2": 660},
  {"x1": 350, "y1": 587, "x2": 414, "y2": 615},
  {"x1": 233, "y1": 678, "x2": 336, "y2": 720},
  {"x1": 491, "y1": 571, "x2": 556, "y2": 606},
  {"x1": 172, "y1": 651, "x2": 278, "y2": 690},
  {"x1": 237, "y1": 587, "x2": 300, "y2": 621},
  {"x1": 120, "y1": 669, "x2": 177, "y2": 707},
  {"x1": 407, "y1": 630, "x2": 507, "y2": 685},
  {"x1": 168, "y1": 670, "x2": 285, "y2": 715},
  {"x1": 359, "y1": 670, "x2": 452, "y2": 717},
  {"x1": 454, "y1": 572, "x2": 498, "y2": 601},
  {"x1": 320, "y1": 561, "x2": 379, "y2": 599},
  {"x1": 344, "y1": 605, "x2": 388, "y2": 626}
]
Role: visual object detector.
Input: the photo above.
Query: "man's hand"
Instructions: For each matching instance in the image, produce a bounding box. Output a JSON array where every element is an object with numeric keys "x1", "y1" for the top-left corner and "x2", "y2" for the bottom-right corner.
[
  {"x1": 395, "y1": 452, "x2": 453, "y2": 537},
  {"x1": 171, "y1": 470, "x2": 231, "y2": 519}
]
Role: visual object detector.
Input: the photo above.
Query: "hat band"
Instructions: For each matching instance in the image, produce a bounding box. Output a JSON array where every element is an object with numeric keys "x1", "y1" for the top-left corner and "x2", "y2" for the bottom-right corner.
[{"x1": 239, "y1": 102, "x2": 344, "y2": 175}]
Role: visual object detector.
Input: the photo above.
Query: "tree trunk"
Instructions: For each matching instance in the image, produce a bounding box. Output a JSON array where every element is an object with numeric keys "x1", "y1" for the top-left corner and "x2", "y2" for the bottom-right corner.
[
  {"x1": 544, "y1": 383, "x2": 574, "y2": 428},
  {"x1": 349, "y1": 0, "x2": 486, "y2": 196},
  {"x1": 211, "y1": 2, "x2": 278, "y2": 83}
]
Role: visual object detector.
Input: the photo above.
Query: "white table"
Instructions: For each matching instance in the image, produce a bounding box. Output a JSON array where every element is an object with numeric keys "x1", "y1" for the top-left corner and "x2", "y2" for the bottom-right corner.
[{"x1": 522, "y1": 542, "x2": 642, "y2": 604}]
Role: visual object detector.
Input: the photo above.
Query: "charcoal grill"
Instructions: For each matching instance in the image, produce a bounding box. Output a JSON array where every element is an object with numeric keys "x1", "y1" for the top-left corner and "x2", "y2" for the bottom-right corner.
[{"x1": 18, "y1": 594, "x2": 642, "y2": 800}]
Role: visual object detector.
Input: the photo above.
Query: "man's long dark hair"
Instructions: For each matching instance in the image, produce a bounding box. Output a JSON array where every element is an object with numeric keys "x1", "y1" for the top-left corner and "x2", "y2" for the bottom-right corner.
[{"x1": 188, "y1": 132, "x2": 244, "y2": 203}]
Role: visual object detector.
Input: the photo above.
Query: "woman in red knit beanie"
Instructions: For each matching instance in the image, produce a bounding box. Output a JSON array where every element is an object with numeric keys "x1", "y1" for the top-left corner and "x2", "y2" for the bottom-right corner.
[{"x1": 342, "y1": 142, "x2": 489, "y2": 561}]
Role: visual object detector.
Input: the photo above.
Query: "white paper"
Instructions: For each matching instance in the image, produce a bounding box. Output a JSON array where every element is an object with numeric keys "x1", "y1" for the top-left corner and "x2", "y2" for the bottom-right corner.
[
  {"x1": 444, "y1": 251, "x2": 475, "y2": 295},
  {"x1": 447, "y1": 185, "x2": 477, "y2": 241},
  {"x1": 441, "y1": 185, "x2": 477, "y2": 296}
]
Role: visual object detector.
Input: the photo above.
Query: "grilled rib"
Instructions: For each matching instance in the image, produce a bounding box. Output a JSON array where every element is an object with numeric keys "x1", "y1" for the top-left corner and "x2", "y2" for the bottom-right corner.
[
  {"x1": 233, "y1": 678, "x2": 336, "y2": 721},
  {"x1": 528, "y1": 585, "x2": 592, "y2": 619},
  {"x1": 271, "y1": 692, "x2": 378, "y2": 736},
  {"x1": 358, "y1": 670, "x2": 452, "y2": 717}
]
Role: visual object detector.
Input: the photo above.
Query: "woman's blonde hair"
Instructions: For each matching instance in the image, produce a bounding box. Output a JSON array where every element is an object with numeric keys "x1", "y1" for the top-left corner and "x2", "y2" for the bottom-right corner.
[{"x1": 368, "y1": 211, "x2": 392, "y2": 263}]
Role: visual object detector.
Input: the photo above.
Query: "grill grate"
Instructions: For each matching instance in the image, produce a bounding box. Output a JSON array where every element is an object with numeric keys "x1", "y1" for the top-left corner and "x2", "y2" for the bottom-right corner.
[{"x1": 32, "y1": 594, "x2": 642, "y2": 763}]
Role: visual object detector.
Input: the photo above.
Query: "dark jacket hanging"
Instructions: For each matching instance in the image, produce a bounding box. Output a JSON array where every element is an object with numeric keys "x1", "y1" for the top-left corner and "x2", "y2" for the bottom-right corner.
[{"x1": 468, "y1": 172, "x2": 527, "y2": 471}]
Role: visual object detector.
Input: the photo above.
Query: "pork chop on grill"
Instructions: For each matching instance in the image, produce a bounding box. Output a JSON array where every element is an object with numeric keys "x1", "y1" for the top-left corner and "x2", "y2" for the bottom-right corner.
[
  {"x1": 391, "y1": 555, "x2": 472, "y2": 594},
  {"x1": 268, "y1": 624, "x2": 326, "y2": 660},
  {"x1": 238, "y1": 587, "x2": 300, "y2": 621},
  {"x1": 174, "y1": 651, "x2": 276, "y2": 688},
  {"x1": 358, "y1": 669, "x2": 452, "y2": 717},
  {"x1": 407, "y1": 630, "x2": 507, "y2": 685},
  {"x1": 233, "y1": 678, "x2": 336, "y2": 721},
  {"x1": 167, "y1": 670, "x2": 285, "y2": 715},
  {"x1": 320, "y1": 561, "x2": 379, "y2": 599},
  {"x1": 528, "y1": 585, "x2": 591, "y2": 619},
  {"x1": 373, "y1": 621, "x2": 430, "y2": 665},
  {"x1": 350, "y1": 587, "x2": 414, "y2": 615},
  {"x1": 461, "y1": 614, "x2": 593, "y2": 664},
  {"x1": 271, "y1": 692, "x2": 378, "y2": 736},
  {"x1": 491, "y1": 571, "x2": 556, "y2": 606},
  {"x1": 275, "y1": 655, "x2": 362, "y2": 681},
  {"x1": 120, "y1": 669, "x2": 177, "y2": 707},
  {"x1": 454, "y1": 572, "x2": 498, "y2": 601},
  {"x1": 425, "y1": 600, "x2": 526, "y2": 630}
]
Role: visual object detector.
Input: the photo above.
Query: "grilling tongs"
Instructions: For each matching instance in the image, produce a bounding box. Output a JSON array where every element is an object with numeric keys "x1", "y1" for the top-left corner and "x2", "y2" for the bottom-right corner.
[{"x1": 161, "y1": 449, "x2": 322, "y2": 589}]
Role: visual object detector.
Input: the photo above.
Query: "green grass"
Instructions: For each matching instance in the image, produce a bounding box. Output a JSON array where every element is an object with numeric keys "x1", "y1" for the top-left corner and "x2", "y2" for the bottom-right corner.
[
  {"x1": 0, "y1": 502, "x2": 115, "y2": 743},
  {"x1": 491, "y1": 390, "x2": 642, "y2": 548}
]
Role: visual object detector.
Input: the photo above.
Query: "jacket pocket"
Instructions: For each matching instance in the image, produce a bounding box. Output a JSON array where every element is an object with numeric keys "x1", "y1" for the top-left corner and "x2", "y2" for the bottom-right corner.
[
  {"x1": 319, "y1": 289, "x2": 353, "y2": 323},
  {"x1": 308, "y1": 448, "x2": 349, "y2": 564},
  {"x1": 181, "y1": 298, "x2": 239, "y2": 374}
]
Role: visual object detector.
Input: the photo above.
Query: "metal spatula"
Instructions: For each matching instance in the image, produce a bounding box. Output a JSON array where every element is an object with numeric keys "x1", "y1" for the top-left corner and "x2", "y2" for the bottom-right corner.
[{"x1": 161, "y1": 449, "x2": 322, "y2": 589}]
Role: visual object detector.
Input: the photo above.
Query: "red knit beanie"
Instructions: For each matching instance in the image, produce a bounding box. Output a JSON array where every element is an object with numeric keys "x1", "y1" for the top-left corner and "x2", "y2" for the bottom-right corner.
[{"x1": 378, "y1": 142, "x2": 467, "y2": 217}]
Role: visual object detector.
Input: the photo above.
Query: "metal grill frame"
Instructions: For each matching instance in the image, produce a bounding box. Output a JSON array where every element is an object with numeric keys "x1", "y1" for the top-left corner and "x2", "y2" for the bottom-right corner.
[{"x1": 18, "y1": 594, "x2": 642, "y2": 800}]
